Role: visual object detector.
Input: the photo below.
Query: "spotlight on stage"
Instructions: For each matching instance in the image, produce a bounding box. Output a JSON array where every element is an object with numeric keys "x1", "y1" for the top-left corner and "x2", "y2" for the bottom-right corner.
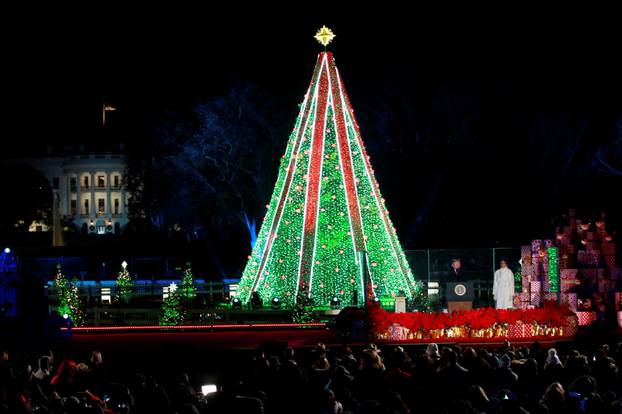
[
  {"x1": 271, "y1": 297, "x2": 281, "y2": 309},
  {"x1": 231, "y1": 297, "x2": 242, "y2": 309},
  {"x1": 372, "y1": 296, "x2": 380, "y2": 305},
  {"x1": 63, "y1": 313, "x2": 69, "y2": 319},
  {"x1": 330, "y1": 296, "x2": 341, "y2": 309},
  {"x1": 4, "y1": 247, "x2": 10, "y2": 254}
]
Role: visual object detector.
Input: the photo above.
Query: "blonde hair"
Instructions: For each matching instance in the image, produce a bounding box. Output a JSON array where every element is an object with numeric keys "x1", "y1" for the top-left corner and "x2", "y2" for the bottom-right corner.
[{"x1": 361, "y1": 349, "x2": 385, "y2": 371}]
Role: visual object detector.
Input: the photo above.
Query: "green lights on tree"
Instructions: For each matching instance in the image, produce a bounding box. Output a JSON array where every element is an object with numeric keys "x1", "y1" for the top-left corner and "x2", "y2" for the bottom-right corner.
[
  {"x1": 159, "y1": 262, "x2": 196, "y2": 326},
  {"x1": 115, "y1": 261, "x2": 133, "y2": 302},
  {"x1": 180, "y1": 262, "x2": 197, "y2": 300},
  {"x1": 547, "y1": 247, "x2": 559, "y2": 294},
  {"x1": 292, "y1": 282, "x2": 316, "y2": 323},
  {"x1": 514, "y1": 271, "x2": 522, "y2": 293},
  {"x1": 237, "y1": 51, "x2": 417, "y2": 309},
  {"x1": 409, "y1": 281, "x2": 430, "y2": 311},
  {"x1": 54, "y1": 264, "x2": 84, "y2": 326},
  {"x1": 160, "y1": 284, "x2": 186, "y2": 325}
]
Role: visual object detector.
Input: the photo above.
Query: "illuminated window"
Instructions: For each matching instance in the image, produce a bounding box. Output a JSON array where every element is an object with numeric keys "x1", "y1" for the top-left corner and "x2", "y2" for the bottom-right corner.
[
  {"x1": 98, "y1": 199, "x2": 105, "y2": 214},
  {"x1": 97, "y1": 175, "x2": 105, "y2": 188}
]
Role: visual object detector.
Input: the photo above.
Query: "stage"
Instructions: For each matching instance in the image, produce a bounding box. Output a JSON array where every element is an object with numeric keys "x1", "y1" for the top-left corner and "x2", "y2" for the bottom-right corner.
[
  {"x1": 62, "y1": 326, "x2": 576, "y2": 351},
  {"x1": 56, "y1": 319, "x2": 586, "y2": 351},
  {"x1": 52, "y1": 301, "x2": 581, "y2": 350}
]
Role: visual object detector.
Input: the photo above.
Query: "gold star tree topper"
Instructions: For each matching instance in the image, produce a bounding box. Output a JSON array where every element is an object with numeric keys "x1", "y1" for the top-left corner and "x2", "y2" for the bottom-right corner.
[{"x1": 314, "y1": 26, "x2": 336, "y2": 47}]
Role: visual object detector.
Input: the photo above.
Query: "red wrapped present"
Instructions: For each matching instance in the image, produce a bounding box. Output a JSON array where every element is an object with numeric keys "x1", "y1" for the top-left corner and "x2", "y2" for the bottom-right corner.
[
  {"x1": 530, "y1": 281, "x2": 542, "y2": 293},
  {"x1": 507, "y1": 324, "x2": 522, "y2": 338},
  {"x1": 522, "y1": 245, "x2": 532, "y2": 256},
  {"x1": 565, "y1": 315, "x2": 579, "y2": 336},
  {"x1": 560, "y1": 280, "x2": 576, "y2": 293},
  {"x1": 560, "y1": 269, "x2": 578, "y2": 280},
  {"x1": 576, "y1": 311, "x2": 596, "y2": 326},
  {"x1": 507, "y1": 323, "x2": 534, "y2": 338},
  {"x1": 530, "y1": 294, "x2": 542, "y2": 307},
  {"x1": 522, "y1": 264, "x2": 534, "y2": 277},
  {"x1": 561, "y1": 293, "x2": 578, "y2": 311}
]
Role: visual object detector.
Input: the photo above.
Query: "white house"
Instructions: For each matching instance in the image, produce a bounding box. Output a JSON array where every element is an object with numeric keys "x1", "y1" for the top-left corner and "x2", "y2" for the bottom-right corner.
[{"x1": 18, "y1": 152, "x2": 129, "y2": 235}]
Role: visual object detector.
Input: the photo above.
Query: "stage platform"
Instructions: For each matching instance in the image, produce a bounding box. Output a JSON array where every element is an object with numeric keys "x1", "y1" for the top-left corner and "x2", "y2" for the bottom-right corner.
[
  {"x1": 62, "y1": 327, "x2": 577, "y2": 351},
  {"x1": 55, "y1": 323, "x2": 592, "y2": 352}
]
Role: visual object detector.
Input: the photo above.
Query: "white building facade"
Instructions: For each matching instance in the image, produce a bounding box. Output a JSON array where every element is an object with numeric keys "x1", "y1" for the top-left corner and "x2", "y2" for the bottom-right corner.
[{"x1": 22, "y1": 153, "x2": 129, "y2": 235}]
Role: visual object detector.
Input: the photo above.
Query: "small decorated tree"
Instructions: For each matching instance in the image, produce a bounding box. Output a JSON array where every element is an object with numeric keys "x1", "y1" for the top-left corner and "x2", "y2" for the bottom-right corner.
[
  {"x1": 54, "y1": 264, "x2": 85, "y2": 326},
  {"x1": 409, "y1": 280, "x2": 430, "y2": 312},
  {"x1": 180, "y1": 262, "x2": 197, "y2": 300},
  {"x1": 292, "y1": 282, "x2": 316, "y2": 323},
  {"x1": 160, "y1": 283, "x2": 186, "y2": 325},
  {"x1": 115, "y1": 261, "x2": 133, "y2": 302}
]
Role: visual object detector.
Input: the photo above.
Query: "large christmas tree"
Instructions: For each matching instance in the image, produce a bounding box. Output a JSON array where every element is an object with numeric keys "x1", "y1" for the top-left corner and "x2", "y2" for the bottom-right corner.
[{"x1": 238, "y1": 27, "x2": 417, "y2": 308}]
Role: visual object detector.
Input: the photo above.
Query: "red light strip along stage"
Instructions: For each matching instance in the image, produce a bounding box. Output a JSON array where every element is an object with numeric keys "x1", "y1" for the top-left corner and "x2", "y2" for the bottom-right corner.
[{"x1": 62, "y1": 322, "x2": 327, "y2": 333}]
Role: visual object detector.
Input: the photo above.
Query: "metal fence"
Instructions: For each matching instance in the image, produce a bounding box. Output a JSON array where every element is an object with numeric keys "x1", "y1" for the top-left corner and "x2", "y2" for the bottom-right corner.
[
  {"x1": 405, "y1": 248, "x2": 521, "y2": 283},
  {"x1": 405, "y1": 248, "x2": 521, "y2": 308},
  {"x1": 47, "y1": 248, "x2": 521, "y2": 310},
  {"x1": 48, "y1": 281, "x2": 227, "y2": 308}
]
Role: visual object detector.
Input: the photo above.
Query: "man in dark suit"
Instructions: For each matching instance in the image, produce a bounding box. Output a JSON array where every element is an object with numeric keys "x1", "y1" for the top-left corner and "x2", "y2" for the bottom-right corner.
[
  {"x1": 449, "y1": 258, "x2": 462, "y2": 282},
  {"x1": 442, "y1": 258, "x2": 463, "y2": 310}
]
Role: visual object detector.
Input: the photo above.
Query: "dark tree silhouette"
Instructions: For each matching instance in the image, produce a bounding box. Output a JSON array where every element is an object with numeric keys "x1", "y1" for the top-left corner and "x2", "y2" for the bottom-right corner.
[
  {"x1": 590, "y1": 118, "x2": 622, "y2": 176},
  {"x1": 0, "y1": 163, "x2": 52, "y2": 232},
  {"x1": 126, "y1": 83, "x2": 283, "y2": 248}
]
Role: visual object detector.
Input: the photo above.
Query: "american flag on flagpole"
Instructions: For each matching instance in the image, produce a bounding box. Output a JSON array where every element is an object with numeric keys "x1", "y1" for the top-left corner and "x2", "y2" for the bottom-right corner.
[{"x1": 103, "y1": 103, "x2": 117, "y2": 126}]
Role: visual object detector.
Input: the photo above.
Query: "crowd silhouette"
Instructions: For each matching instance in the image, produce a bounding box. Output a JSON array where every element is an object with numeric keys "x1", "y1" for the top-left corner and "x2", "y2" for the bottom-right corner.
[{"x1": 1, "y1": 339, "x2": 622, "y2": 413}]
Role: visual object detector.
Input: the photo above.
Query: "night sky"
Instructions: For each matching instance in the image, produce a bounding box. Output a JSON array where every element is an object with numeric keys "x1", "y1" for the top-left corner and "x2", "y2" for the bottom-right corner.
[{"x1": 4, "y1": 8, "x2": 622, "y2": 252}]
